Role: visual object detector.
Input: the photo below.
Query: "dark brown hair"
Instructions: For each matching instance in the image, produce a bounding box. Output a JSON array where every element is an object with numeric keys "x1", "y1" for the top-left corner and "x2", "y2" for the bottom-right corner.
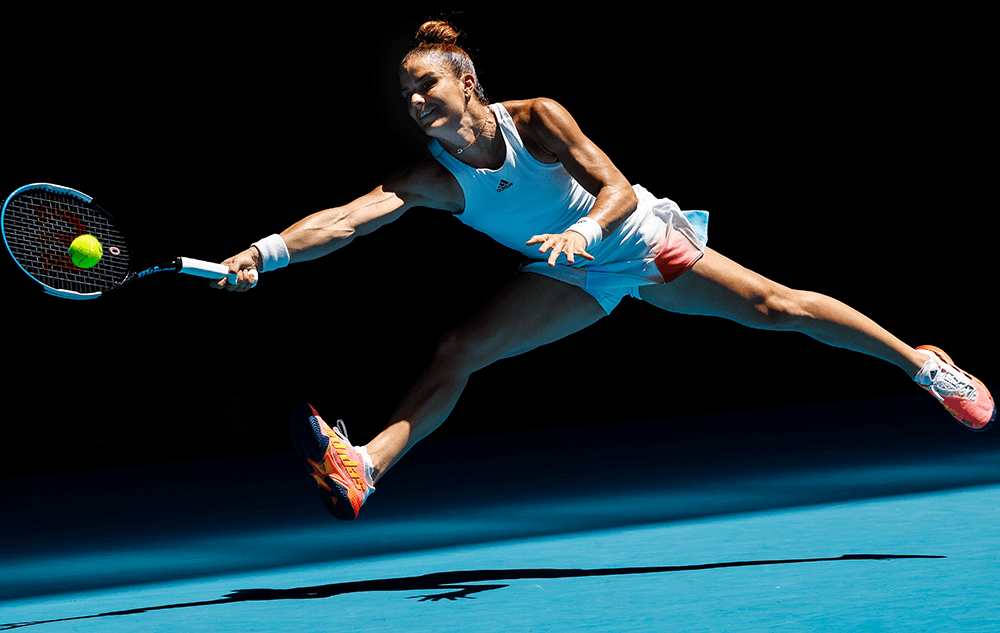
[{"x1": 401, "y1": 21, "x2": 489, "y2": 104}]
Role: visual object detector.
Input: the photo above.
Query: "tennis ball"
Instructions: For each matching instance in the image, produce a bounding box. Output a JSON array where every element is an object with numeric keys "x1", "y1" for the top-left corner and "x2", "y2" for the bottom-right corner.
[{"x1": 69, "y1": 234, "x2": 103, "y2": 269}]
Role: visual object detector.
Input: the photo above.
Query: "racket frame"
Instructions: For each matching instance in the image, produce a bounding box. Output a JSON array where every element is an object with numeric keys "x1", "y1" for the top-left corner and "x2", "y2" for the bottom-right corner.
[{"x1": 2, "y1": 182, "x2": 253, "y2": 300}]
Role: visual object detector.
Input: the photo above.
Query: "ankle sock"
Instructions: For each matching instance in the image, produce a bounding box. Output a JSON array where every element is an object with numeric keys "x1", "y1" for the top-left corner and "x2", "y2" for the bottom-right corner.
[
  {"x1": 358, "y1": 445, "x2": 375, "y2": 486},
  {"x1": 913, "y1": 350, "x2": 940, "y2": 386}
]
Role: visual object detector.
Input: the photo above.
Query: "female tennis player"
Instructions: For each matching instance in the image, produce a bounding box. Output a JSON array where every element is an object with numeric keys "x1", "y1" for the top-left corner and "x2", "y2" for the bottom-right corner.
[{"x1": 217, "y1": 21, "x2": 993, "y2": 520}]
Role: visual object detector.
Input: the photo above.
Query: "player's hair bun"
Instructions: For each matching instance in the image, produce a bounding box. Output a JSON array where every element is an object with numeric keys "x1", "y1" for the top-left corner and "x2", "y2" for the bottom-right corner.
[
  {"x1": 402, "y1": 20, "x2": 489, "y2": 104},
  {"x1": 415, "y1": 20, "x2": 461, "y2": 47}
]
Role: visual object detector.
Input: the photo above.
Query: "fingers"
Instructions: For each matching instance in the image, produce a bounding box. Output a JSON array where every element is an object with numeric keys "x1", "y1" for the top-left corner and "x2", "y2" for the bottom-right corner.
[
  {"x1": 526, "y1": 231, "x2": 595, "y2": 266},
  {"x1": 210, "y1": 250, "x2": 259, "y2": 292},
  {"x1": 209, "y1": 262, "x2": 234, "y2": 290},
  {"x1": 226, "y1": 268, "x2": 258, "y2": 292}
]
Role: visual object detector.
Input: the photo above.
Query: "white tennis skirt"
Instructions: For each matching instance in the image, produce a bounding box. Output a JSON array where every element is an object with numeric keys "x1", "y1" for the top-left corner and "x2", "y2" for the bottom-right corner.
[{"x1": 521, "y1": 184, "x2": 709, "y2": 314}]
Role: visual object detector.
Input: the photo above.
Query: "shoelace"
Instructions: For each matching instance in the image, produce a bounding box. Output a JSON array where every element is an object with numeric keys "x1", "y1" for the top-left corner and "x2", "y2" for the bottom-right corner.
[
  {"x1": 334, "y1": 419, "x2": 349, "y2": 441},
  {"x1": 929, "y1": 367, "x2": 977, "y2": 402}
]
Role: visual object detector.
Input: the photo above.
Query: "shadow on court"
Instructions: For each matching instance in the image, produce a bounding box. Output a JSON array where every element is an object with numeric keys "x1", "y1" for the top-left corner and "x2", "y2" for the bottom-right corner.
[
  {"x1": 2, "y1": 392, "x2": 996, "y2": 603},
  {"x1": 0, "y1": 554, "x2": 946, "y2": 630}
]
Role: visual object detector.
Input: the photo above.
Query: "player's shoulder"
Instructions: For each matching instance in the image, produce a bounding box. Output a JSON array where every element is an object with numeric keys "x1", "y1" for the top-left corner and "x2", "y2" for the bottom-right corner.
[
  {"x1": 502, "y1": 98, "x2": 582, "y2": 162},
  {"x1": 501, "y1": 97, "x2": 574, "y2": 127},
  {"x1": 383, "y1": 160, "x2": 464, "y2": 213}
]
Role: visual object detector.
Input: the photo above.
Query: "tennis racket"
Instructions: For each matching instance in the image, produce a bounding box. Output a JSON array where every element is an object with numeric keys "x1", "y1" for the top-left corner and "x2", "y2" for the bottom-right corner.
[{"x1": 2, "y1": 182, "x2": 257, "y2": 300}]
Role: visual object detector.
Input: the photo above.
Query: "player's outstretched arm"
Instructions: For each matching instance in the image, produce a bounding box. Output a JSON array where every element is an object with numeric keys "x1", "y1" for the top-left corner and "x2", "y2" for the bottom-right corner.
[{"x1": 216, "y1": 161, "x2": 461, "y2": 290}]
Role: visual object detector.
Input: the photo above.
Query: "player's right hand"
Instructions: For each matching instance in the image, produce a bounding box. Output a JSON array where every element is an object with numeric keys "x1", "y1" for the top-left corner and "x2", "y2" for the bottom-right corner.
[{"x1": 213, "y1": 247, "x2": 260, "y2": 292}]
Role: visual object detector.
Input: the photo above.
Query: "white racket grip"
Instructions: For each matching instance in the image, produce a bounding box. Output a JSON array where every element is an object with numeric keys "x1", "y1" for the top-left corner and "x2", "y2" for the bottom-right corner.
[{"x1": 179, "y1": 257, "x2": 258, "y2": 287}]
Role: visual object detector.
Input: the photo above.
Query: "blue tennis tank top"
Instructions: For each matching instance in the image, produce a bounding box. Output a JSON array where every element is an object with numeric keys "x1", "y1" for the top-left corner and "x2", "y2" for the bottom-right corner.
[{"x1": 428, "y1": 102, "x2": 708, "y2": 269}]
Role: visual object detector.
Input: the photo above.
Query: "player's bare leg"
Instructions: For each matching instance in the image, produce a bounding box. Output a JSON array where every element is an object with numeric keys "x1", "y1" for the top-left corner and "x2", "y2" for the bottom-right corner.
[
  {"x1": 365, "y1": 272, "x2": 607, "y2": 482},
  {"x1": 638, "y1": 248, "x2": 993, "y2": 430},
  {"x1": 638, "y1": 248, "x2": 927, "y2": 375}
]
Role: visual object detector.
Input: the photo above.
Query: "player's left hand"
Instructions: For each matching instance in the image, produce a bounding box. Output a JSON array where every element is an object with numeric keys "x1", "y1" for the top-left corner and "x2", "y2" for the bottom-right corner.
[{"x1": 526, "y1": 231, "x2": 595, "y2": 267}]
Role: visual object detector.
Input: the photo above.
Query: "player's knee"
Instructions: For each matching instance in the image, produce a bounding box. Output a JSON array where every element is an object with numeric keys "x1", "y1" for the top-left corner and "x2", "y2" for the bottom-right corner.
[
  {"x1": 750, "y1": 287, "x2": 817, "y2": 331},
  {"x1": 433, "y1": 328, "x2": 498, "y2": 375}
]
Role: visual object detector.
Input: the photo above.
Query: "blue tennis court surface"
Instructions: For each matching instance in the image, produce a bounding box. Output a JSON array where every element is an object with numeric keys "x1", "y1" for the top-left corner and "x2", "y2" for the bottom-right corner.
[{"x1": 3, "y1": 394, "x2": 998, "y2": 631}]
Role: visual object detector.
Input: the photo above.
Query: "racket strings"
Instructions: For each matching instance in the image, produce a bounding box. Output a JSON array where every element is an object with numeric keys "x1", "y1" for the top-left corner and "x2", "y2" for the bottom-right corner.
[{"x1": 3, "y1": 188, "x2": 131, "y2": 295}]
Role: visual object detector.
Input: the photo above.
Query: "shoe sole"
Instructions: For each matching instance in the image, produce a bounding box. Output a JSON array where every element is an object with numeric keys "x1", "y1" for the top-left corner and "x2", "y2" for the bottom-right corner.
[
  {"x1": 289, "y1": 403, "x2": 330, "y2": 466},
  {"x1": 916, "y1": 345, "x2": 996, "y2": 432}
]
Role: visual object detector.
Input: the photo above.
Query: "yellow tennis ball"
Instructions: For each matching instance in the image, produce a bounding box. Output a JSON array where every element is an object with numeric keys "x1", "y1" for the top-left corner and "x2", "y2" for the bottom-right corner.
[{"x1": 69, "y1": 234, "x2": 103, "y2": 269}]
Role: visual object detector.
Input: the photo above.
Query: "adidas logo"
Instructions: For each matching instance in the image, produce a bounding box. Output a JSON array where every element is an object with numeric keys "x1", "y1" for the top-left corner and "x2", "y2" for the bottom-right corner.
[{"x1": 497, "y1": 179, "x2": 514, "y2": 192}]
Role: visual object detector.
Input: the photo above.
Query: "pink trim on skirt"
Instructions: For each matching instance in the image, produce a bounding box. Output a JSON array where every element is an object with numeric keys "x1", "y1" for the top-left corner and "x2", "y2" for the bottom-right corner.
[{"x1": 653, "y1": 229, "x2": 704, "y2": 283}]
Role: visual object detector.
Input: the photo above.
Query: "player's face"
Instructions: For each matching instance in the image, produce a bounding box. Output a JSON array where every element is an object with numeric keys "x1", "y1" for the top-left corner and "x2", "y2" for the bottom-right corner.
[{"x1": 400, "y1": 57, "x2": 472, "y2": 137}]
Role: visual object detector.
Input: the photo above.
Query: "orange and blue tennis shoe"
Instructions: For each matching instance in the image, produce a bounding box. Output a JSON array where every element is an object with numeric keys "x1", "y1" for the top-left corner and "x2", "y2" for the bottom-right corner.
[
  {"x1": 290, "y1": 402, "x2": 374, "y2": 520},
  {"x1": 914, "y1": 345, "x2": 995, "y2": 432}
]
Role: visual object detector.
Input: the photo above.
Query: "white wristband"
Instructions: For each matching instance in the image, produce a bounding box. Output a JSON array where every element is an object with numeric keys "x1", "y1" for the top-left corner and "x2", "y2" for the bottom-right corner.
[
  {"x1": 567, "y1": 217, "x2": 603, "y2": 250},
  {"x1": 251, "y1": 233, "x2": 290, "y2": 272}
]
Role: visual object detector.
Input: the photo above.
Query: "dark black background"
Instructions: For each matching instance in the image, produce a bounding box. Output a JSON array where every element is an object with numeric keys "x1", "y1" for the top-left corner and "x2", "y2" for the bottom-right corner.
[{"x1": 3, "y1": 7, "x2": 995, "y2": 477}]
